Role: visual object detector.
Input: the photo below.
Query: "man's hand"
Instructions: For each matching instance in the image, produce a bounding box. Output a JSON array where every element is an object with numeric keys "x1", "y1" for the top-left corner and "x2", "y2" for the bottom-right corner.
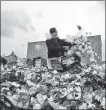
[{"x1": 64, "y1": 46, "x2": 70, "y2": 52}]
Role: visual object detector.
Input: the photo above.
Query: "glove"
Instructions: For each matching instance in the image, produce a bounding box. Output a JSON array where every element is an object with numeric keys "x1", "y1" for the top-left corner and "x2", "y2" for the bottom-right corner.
[{"x1": 72, "y1": 43, "x2": 77, "y2": 46}]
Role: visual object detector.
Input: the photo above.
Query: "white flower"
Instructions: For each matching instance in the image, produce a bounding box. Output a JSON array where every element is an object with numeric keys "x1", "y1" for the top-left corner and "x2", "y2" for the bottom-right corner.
[
  {"x1": 84, "y1": 45, "x2": 88, "y2": 50},
  {"x1": 1, "y1": 87, "x2": 9, "y2": 93},
  {"x1": 87, "y1": 50, "x2": 93, "y2": 56},
  {"x1": 73, "y1": 46, "x2": 77, "y2": 50},
  {"x1": 33, "y1": 104, "x2": 41, "y2": 109},
  {"x1": 96, "y1": 56, "x2": 99, "y2": 60},
  {"x1": 59, "y1": 105, "x2": 67, "y2": 109},
  {"x1": 98, "y1": 66, "x2": 103, "y2": 70},
  {"x1": 28, "y1": 87, "x2": 37, "y2": 95},
  {"x1": 101, "y1": 97, "x2": 105, "y2": 109},
  {"x1": 74, "y1": 86, "x2": 81, "y2": 91},
  {"x1": 95, "y1": 53, "x2": 98, "y2": 56},
  {"x1": 23, "y1": 102, "x2": 29, "y2": 109},
  {"x1": 52, "y1": 70, "x2": 58, "y2": 74},
  {"x1": 92, "y1": 70, "x2": 97, "y2": 75},
  {"x1": 13, "y1": 66, "x2": 16, "y2": 69},
  {"x1": 60, "y1": 88, "x2": 68, "y2": 95},
  {"x1": 90, "y1": 57, "x2": 96, "y2": 62},
  {"x1": 76, "y1": 75, "x2": 81, "y2": 79},
  {"x1": 67, "y1": 83, "x2": 74, "y2": 92},
  {"x1": 102, "y1": 64, "x2": 105, "y2": 69},
  {"x1": 64, "y1": 73, "x2": 70, "y2": 79},
  {"x1": 48, "y1": 96, "x2": 54, "y2": 102},
  {"x1": 88, "y1": 103, "x2": 95, "y2": 108},
  {"x1": 79, "y1": 45, "x2": 82, "y2": 50},
  {"x1": 27, "y1": 80, "x2": 35, "y2": 87},
  {"x1": 7, "y1": 92, "x2": 12, "y2": 97},
  {"x1": 31, "y1": 97, "x2": 36, "y2": 105},
  {"x1": 67, "y1": 93, "x2": 74, "y2": 99},
  {"x1": 87, "y1": 46, "x2": 92, "y2": 50},
  {"x1": 74, "y1": 91, "x2": 81, "y2": 99},
  {"x1": 37, "y1": 96, "x2": 44, "y2": 105},
  {"x1": 10, "y1": 98, "x2": 18, "y2": 107},
  {"x1": 11, "y1": 82, "x2": 20, "y2": 87},
  {"x1": 5, "y1": 102, "x2": 11, "y2": 107},
  {"x1": 82, "y1": 49, "x2": 85, "y2": 54},
  {"x1": 95, "y1": 95, "x2": 101, "y2": 101},
  {"x1": 67, "y1": 87, "x2": 74, "y2": 93},
  {"x1": 49, "y1": 101, "x2": 59, "y2": 109},
  {"x1": 42, "y1": 95, "x2": 47, "y2": 101},
  {"x1": 78, "y1": 102, "x2": 88, "y2": 109},
  {"x1": 86, "y1": 94, "x2": 93, "y2": 103},
  {"x1": 12, "y1": 95, "x2": 20, "y2": 101},
  {"x1": 1, "y1": 65, "x2": 4, "y2": 72},
  {"x1": 18, "y1": 88, "x2": 28, "y2": 94},
  {"x1": 67, "y1": 50, "x2": 72, "y2": 55},
  {"x1": 82, "y1": 42, "x2": 85, "y2": 45},
  {"x1": 98, "y1": 72, "x2": 105, "y2": 79},
  {"x1": 18, "y1": 101, "x2": 23, "y2": 108},
  {"x1": 76, "y1": 51, "x2": 81, "y2": 56},
  {"x1": 84, "y1": 68, "x2": 90, "y2": 72},
  {"x1": 84, "y1": 37, "x2": 87, "y2": 41},
  {"x1": 15, "y1": 72, "x2": 19, "y2": 77}
]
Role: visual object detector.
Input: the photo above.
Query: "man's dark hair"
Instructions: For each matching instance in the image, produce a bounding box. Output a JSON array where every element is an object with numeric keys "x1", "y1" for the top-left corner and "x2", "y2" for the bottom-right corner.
[{"x1": 49, "y1": 27, "x2": 57, "y2": 34}]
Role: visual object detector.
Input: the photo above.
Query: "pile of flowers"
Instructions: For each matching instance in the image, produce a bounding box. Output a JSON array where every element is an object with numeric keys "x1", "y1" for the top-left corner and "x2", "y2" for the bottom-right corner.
[
  {"x1": 0, "y1": 64, "x2": 105, "y2": 110},
  {"x1": 66, "y1": 34, "x2": 99, "y2": 65},
  {"x1": 0, "y1": 35, "x2": 105, "y2": 110}
]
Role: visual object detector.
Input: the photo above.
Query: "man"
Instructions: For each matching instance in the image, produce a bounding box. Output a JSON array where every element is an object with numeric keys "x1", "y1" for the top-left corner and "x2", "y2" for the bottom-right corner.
[{"x1": 46, "y1": 27, "x2": 76, "y2": 69}]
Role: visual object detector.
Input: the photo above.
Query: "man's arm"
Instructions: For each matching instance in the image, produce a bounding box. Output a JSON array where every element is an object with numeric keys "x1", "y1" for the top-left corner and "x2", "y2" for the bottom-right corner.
[
  {"x1": 60, "y1": 39, "x2": 76, "y2": 47},
  {"x1": 46, "y1": 40, "x2": 66, "y2": 52}
]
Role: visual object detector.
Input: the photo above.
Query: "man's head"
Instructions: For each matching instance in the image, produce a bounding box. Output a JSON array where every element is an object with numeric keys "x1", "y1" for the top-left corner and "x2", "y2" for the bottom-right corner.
[{"x1": 49, "y1": 27, "x2": 58, "y2": 38}]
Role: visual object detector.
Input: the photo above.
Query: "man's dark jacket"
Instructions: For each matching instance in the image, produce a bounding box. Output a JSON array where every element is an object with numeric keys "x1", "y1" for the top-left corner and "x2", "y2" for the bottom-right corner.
[{"x1": 46, "y1": 38, "x2": 73, "y2": 58}]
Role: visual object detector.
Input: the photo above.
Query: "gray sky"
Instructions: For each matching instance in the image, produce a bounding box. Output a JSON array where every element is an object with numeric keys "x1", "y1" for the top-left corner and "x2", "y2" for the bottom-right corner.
[{"x1": 1, "y1": 1, "x2": 105, "y2": 61}]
